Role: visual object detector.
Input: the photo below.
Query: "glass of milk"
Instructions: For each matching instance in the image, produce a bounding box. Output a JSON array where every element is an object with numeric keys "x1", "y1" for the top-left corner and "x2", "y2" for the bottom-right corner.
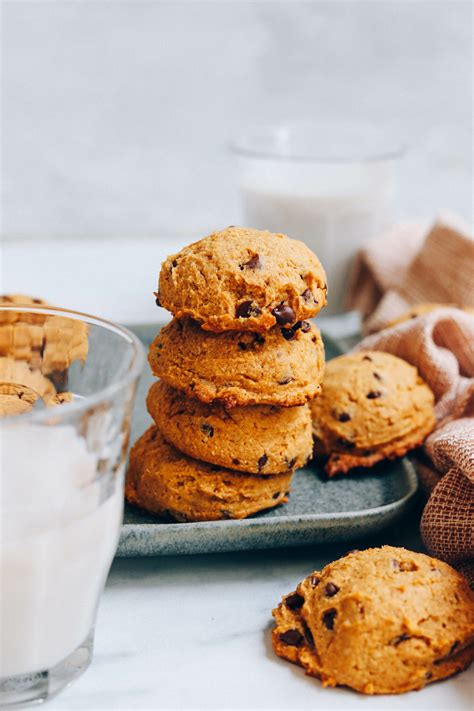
[
  {"x1": 0, "y1": 305, "x2": 144, "y2": 706},
  {"x1": 231, "y1": 121, "x2": 404, "y2": 314}
]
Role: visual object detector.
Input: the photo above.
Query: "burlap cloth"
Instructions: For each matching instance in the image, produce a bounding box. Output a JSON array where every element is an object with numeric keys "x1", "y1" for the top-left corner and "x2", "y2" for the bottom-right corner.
[
  {"x1": 347, "y1": 217, "x2": 474, "y2": 585},
  {"x1": 347, "y1": 215, "x2": 474, "y2": 334}
]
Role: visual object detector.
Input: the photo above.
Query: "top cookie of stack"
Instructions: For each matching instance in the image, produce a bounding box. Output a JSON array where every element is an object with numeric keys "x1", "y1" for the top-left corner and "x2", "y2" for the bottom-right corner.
[{"x1": 156, "y1": 226, "x2": 327, "y2": 332}]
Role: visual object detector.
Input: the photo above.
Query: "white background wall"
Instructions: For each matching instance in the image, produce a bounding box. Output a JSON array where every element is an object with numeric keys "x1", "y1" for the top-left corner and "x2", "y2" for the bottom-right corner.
[{"x1": 2, "y1": 0, "x2": 473, "y2": 243}]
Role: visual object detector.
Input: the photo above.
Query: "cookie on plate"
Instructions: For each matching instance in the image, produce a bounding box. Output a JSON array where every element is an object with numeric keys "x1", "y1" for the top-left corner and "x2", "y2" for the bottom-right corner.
[
  {"x1": 156, "y1": 226, "x2": 327, "y2": 332},
  {"x1": 147, "y1": 381, "x2": 313, "y2": 474},
  {"x1": 310, "y1": 351, "x2": 435, "y2": 476},
  {"x1": 272, "y1": 546, "x2": 474, "y2": 695},
  {"x1": 126, "y1": 426, "x2": 293, "y2": 522},
  {"x1": 149, "y1": 317, "x2": 325, "y2": 408}
]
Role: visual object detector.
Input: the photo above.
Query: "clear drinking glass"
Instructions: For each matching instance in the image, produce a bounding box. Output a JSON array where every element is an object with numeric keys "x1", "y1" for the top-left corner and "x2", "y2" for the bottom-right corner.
[
  {"x1": 0, "y1": 305, "x2": 144, "y2": 706},
  {"x1": 231, "y1": 121, "x2": 404, "y2": 314}
]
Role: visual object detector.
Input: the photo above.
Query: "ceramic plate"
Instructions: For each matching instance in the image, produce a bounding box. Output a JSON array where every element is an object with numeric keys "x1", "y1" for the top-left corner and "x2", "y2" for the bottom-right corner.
[{"x1": 117, "y1": 323, "x2": 418, "y2": 557}]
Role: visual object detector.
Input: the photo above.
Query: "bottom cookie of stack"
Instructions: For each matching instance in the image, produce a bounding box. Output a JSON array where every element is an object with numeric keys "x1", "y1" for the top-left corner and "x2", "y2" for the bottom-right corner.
[{"x1": 126, "y1": 426, "x2": 293, "y2": 522}]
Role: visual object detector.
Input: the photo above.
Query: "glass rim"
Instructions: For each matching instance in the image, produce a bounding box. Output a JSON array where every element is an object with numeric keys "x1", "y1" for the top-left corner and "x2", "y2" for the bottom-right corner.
[
  {"x1": 229, "y1": 122, "x2": 406, "y2": 164},
  {"x1": 0, "y1": 304, "x2": 145, "y2": 426}
]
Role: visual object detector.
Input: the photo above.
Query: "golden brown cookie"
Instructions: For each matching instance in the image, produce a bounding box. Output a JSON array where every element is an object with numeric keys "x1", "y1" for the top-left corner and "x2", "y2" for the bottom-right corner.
[
  {"x1": 0, "y1": 295, "x2": 88, "y2": 374},
  {"x1": 126, "y1": 426, "x2": 293, "y2": 522},
  {"x1": 146, "y1": 381, "x2": 313, "y2": 474},
  {"x1": 310, "y1": 351, "x2": 435, "y2": 476},
  {"x1": 272, "y1": 546, "x2": 474, "y2": 695},
  {"x1": 156, "y1": 227, "x2": 327, "y2": 332},
  {"x1": 387, "y1": 303, "x2": 474, "y2": 328},
  {"x1": 149, "y1": 318, "x2": 325, "y2": 408}
]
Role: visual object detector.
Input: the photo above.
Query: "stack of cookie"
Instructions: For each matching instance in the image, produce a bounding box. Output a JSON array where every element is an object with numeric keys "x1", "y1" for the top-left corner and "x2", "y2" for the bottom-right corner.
[{"x1": 126, "y1": 227, "x2": 327, "y2": 522}]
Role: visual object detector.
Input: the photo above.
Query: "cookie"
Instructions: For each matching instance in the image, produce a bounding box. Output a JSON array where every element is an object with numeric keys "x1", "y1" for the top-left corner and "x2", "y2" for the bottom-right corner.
[
  {"x1": 126, "y1": 426, "x2": 293, "y2": 521},
  {"x1": 0, "y1": 357, "x2": 75, "y2": 416},
  {"x1": 387, "y1": 303, "x2": 474, "y2": 328},
  {"x1": 0, "y1": 295, "x2": 88, "y2": 374},
  {"x1": 310, "y1": 351, "x2": 435, "y2": 476},
  {"x1": 146, "y1": 381, "x2": 313, "y2": 474},
  {"x1": 149, "y1": 318, "x2": 325, "y2": 408},
  {"x1": 156, "y1": 227, "x2": 327, "y2": 332},
  {"x1": 0, "y1": 294, "x2": 48, "y2": 325},
  {"x1": 272, "y1": 546, "x2": 474, "y2": 695}
]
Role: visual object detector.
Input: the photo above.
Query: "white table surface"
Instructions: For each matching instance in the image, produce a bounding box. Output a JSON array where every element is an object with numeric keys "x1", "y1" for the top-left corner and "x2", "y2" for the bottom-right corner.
[{"x1": 3, "y1": 239, "x2": 473, "y2": 710}]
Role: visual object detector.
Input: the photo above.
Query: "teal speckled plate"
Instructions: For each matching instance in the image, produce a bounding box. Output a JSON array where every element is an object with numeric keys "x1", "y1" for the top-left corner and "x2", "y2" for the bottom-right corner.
[{"x1": 117, "y1": 324, "x2": 417, "y2": 557}]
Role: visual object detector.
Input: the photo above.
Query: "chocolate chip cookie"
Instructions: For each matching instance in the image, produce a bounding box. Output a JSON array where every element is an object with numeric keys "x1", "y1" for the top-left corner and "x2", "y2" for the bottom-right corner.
[
  {"x1": 126, "y1": 426, "x2": 293, "y2": 521},
  {"x1": 310, "y1": 351, "x2": 435, "y2": 476},
  {"x1": 272, "y1": 546, "x2": 474, "y2": 694},
  {"x1": 149, "y1": 317, "x2": 325, "y2": 408},
  {"x1": 147, "y1": 381, "x2": 313, "y2": 474},
  {"x1": 156, "y1": 226, "x2": 327, "y2": 332}
]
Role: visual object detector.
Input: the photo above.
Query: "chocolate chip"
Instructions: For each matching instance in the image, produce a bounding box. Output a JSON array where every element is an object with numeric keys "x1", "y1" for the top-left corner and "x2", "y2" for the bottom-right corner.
[
  {"x1": 155, "y1": 296, "x2": 162, "y2": 307},
  {"x1": 344, "y1": 549, "x2": 359, "y2": 556},
  {"x1": 0, "y1": 295, "x2": 12, "y2": 302},
  {"x1": 338, "y1": 412, "x2": 351, "y2": 422},
  {"x1": 236, "y1": 301, "x2": 261, "y2": 318},
  {"x1": 287, "y1": 457, "x2": 296, "y2": 470},
  {"x1": 366, "y1": 390, "x2": 382, "y2": 399},
  {"x1": 449, "y1": 640, "x2": 460, "y2": 654},
  {"x1": 302, "y1": 621, "x2": 314, "y2": 647},
  {"x1": 240, "y1": 254, "x2": 261, "y2": 270},
  {"x1": 324, "y1": 583, "x2": 340, "y2": 597},
  {"x1": 281, "y1": 320, "x2": 309, "y2": 340},
  {"x1": 390, "y1": 633, "x2": 411, "y2": 646},
  {"x1": 363, "y1": 450, "x2": 374, "y2": 456},
  {"x1": 285, "y1": 593, "x2": 304, "y2": 610},
  {"x1": 278, "y1": 376, "x2": 293, "y2": 385},
  {"x1": 362, "y1": 355, "x2": 373, "y2": 362},
  {"x1": 322, "y1": 609, "x2": 337, "y2": 630},
  {"x1": 201, "y1": 423, "x2": 214, "y2": 437},
  {"x1": 253, "y1": 333, "x2": 265, "y2": 345},
  {"x1": 281, "y1": 327, "x2": 297, "y2": 341},
  {"x1": 310, "y1": 575, "x2": 320, "y2": 587},
  {"x1": 279, "y1": 629, "x2": 303, "y2": 647},
  {"x1": 32, "y1": 298, "x2": 42, "y2": 304},
  {"x1": 237, "y1": 341, "x2": 248, "y2": 351},
  {"x1": 171, "y1": 259, "x2": 178, "y2": 268},
  {"x1": 272, "y1": 304, "x2": 296, "y2": 326},
  {"x1": 302, "y1": 288, "x2": 316, "y2": 303},
  {"x1": 221, "y1": 510, "x2": 232, "y2": 519},
  {"x1": 258, "y1": 454, "x2": 268, "y2": 471},
  {"x1": 232, "y1": 458, "x2": 240, "y2": 466},
  {"x1": 373, "y1": 372, "x2": 382, "y2": 381},
  {"x1": 272, "y1": 491, "x2": 281, "y2": 499},
  {"x1": 337, "y1": 437, "x2": 354, "y2": 449},
  {"x1": 284, "y1": 490, "x2": 290, "y2": 497}
]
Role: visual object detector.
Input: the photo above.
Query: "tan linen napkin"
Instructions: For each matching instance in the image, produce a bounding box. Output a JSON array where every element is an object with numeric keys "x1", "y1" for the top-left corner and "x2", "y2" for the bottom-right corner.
[
  {"x1": 354, "y1": 308, "x2": 474, "y2": 585},
  {"x1": 346, "y1": 216, "x2": 474, "y2": 333}
]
